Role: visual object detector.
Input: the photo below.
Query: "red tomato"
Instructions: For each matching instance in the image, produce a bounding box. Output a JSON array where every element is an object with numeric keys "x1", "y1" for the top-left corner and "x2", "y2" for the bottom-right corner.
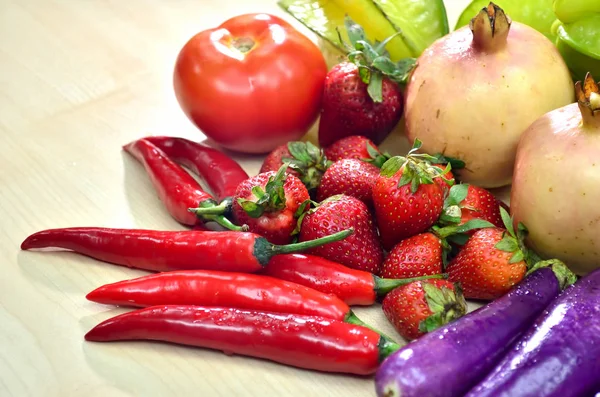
[{"x1": 173, "y1": 14, "x2": 327, "y2": 154}]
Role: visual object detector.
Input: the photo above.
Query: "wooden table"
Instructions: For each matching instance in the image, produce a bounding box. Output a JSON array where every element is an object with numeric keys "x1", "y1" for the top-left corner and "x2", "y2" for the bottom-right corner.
[{"x1": 1, "y1": 1, "x2": 479, "y2": 396}]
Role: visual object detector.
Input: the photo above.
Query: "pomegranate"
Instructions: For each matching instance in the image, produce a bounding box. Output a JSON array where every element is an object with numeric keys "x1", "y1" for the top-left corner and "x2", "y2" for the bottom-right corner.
[
  {"x1": 511, "y1": 73, "x2": 600, "y2": 276},
  {"x1": 404, "y1": 3, "x2": 574, "y2": 188}
]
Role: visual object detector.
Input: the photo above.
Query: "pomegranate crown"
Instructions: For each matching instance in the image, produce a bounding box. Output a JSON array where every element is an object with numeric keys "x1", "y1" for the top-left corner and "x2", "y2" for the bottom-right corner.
[
  {"x1": 576, "y1": 73, "x2": 600, "y2": 114},
  {"x1": 336, "y1": 17, "x2": 416, "y2": 103}
]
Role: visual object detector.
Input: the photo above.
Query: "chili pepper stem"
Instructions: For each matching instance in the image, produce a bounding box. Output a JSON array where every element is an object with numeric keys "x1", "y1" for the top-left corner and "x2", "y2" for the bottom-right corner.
[
  {"x1": 271, "y1": 228, "x2": 354, "y2": 255},
  {"x1": 345, "y1": 310, "x2": 400, "y2": 353},
  {"x1": 374, "y1": 274, "x2": 449, "y2": 300},
  {"x1": 252, "y1": 228, "x2": 354, "y2": 266},
  {"x1": 202, "y1": 214, "x2": 248, "y2": 232},
  {"x1": 378, "y1": 338, "x2": 401, "y2": 362},
  {"x1": 189, "y1": 199, "x2": 231, "y2": 216},
  {"x1": 188, "y1": 198, "x2": 245, "y2": 231}
]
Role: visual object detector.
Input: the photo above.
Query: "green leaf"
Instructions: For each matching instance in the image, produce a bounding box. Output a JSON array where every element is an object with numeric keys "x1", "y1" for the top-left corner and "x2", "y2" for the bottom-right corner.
[
  {"x1": 366, "y1": 142, "x2": 381, "y2": 159},
  {"x1": 373, "y1": 31, "x2": 402, "y2": 55},
  {"x1": 287, "y1": 142, "x2": 311, "y2": 163},
  {"x1": 367, "y1": 72, "x2": 383, "y2": 102},
  {"x1": 410, "y1": 177, "x2": 419, "y2": 194},
  {"x1": 372, "y1": 56, "x2": 398, "y2": 75},
  {"x1": 418, "y1": 312, "x2": 444, "y2": 333},
  {"x1": 358, "y1": 65, "x2": 371, "y2": 84},
  {"x1": 509, "y1": 250, "x2": 525, "y2": 264},
  {"x1": 294, "y1": 199, "x2": 312, "y2": 218},
  {"x1": 499, "y1": 206, "x2": 515, "y2": 237},
  {"x1": 447, "y1": 233, "x2": 470, "y2": 246},
  {"x1": 344, "y1": 16, "x2": 366, "y2": 48},
  {"x1": 237, "y1": 198, "x2": 264, "y2": 218},
  {"x1": 447, "y1": 184, "x2": 469, "y2": 206},
  {"x1": 410, "y1": 138, "x2": 423, "y2": 153},
  {"x1": 355, "y1": 40, "x2": 379, "y2": 63},
  {"x1": 495, "y1": 235, "x2": 519, "y2": 253},
  {"x1": 305, "y1": 141, "x2": 321, "y2": 161},
  {"x1": 397, "y1": 171, "x2": 412, "y2": 187},
  {"x1": 251, "y1": 186, "x2": 265, "y2": 199},
  {"x1": 380, "y1": 156, "x2": 406, "y2": 177}
]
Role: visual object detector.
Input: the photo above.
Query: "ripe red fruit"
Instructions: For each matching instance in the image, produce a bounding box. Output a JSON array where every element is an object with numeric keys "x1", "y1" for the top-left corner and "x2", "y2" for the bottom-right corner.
[
  {"x1": 373, "y1": 140, "x2": 452, "y2": 250},
  {"x1": 318, "y1": 62, "x2": 403, "y2": 147},
  {"x1": 259, "y1": 141, "x2": 329, "y2": 191},
  {"x1": 316, "y1": 159, "x2": 380, "y2": 205},
  {"x1": 324, "y1": 135, "x2": 390, "y2": 167},
  {"x1": 298, "y1": 195, "x2": 384, "y2": 273},
  {"x1": 379, "y1": 233, "x2": 443, "y2": 279},
  {"x1": 447, "y1": 208, "x2": 531, "y2": 300},
  {"x1": 438, "y1": 184, "x2": 507, "y2": 233},
  {"x1": 233, "y1": 165, "x2": 309, "y2": 245},
  {"x1": 382, "y1": 279, "x2": 466, "y2": 341}
]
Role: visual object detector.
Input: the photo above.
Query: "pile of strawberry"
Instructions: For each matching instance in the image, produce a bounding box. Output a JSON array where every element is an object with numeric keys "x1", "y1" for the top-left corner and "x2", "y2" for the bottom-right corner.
[{"x1": 230, "y1": 134, "x2": 533, "y2": 342}]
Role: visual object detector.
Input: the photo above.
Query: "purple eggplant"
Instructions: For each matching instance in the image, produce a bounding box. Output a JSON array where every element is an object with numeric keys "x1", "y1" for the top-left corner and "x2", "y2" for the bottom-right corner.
[
  {"x1": 374, "y1": 260, "x2": 576, "y2": 397},
  {"x1": 465, "y1": 267, "x2": 600, "y2": 397}
]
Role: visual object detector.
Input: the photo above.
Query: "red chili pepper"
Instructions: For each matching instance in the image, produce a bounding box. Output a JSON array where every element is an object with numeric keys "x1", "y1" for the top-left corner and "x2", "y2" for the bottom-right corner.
[
  {"x1": 84, "y1": 305, "x2": 400, "y2": 375},
  {"x1": 20, "y1": 228, "x2": 353, "y2": 273},
  {"x1": 123, "y1": 138, "x2": 241, "y2": 230},
  {"x1": 261, "y1": 254, "x2": 446, "y2": 306},
  {"x1": 86, "y1": 270, "x2": 352, "y2": 320},
  {"x1": 143, "y1": 136, "x2": 249, "y2": 201}
]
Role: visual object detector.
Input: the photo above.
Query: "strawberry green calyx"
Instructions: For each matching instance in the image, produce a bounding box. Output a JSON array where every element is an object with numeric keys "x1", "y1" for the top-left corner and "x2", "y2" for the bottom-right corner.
[
  {"x1": 438, "y1": 184, "x2": 472, "y2": 225},
  {"x1": 429, "y1": 153, "x2": 466, "y2": 171},
  {"x1": 494, "y1": 207, "x2": 540, "y2": 267},
  {"x1": 237, "y1": 164, "x2": 289, "y2": 218},
  {"x1": 284, "y1": 141, "x2": 330, "y2": 191},
  {"x1": 380, "y1": 139, "x2": 454, "y2": 193},
  {"x1": 419, "y1": 282, "x2": 467, "y2": 334},
  {"x1": 364, "y1": 141, "x2": 392, "y2": 168},
  {"x1": 338, "y1": 17, "x2": 416, "y2": 103},
  {"x1": 431, "y1": 218, "x2": 496, "y2": 265}
]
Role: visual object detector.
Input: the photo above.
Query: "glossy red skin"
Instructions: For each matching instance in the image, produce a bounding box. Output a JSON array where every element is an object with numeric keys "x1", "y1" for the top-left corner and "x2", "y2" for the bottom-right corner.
[
  {"x1": 300, "y1": 196, "x2": 384, "y2": 273},
  {"x1": 373, "y1": 170, "x2": 444, "y2": 251},
  {"x1": 316, "y1": 159, "x2": 379, "y2": 205},
  {"x1": 86, "y1": 270, "x2": 350, "y2": 320},
  {"x1": 144, "y1": 136, "x2": 249, "y2": 201},
  {"x1": 324, "y1": 135, "x2": 380, "y2": 162},
  {"x1": 448, "y1": 228, "x2": 527, "y2": 300},
  {"x1": 380, "y1": 233, "x2": 442, "y2": 279},
  {"x1": 261, "y1": 254, "x2": 377, "y2": 306},
  {"x1": 123, "y1": 138, "x2": 212, "y2": 226},
  {"x1": 85, "y1": 305, "x2": 383, "y2": 375},
  {"x1": 173, "y1": 14, "x2": 327, "y2": 154},
  {"x1": 232, "y1": 171, "x2": 309, "y2": 245},
  {"x1": 259, "y1": 144, "x2": 300, "y2": 179},
  {"x1": 21, "y1": 228, "x2": 269, "y2": 273},
  {"x1": 382, "y1": 279, "x2": 456, "y2": 341},
  {"x1": 318, "y1": 62, "x2": 403, "y2": 147},
  {"x1": 460, "y1": 185, "x2": 505, "y2": 229}
]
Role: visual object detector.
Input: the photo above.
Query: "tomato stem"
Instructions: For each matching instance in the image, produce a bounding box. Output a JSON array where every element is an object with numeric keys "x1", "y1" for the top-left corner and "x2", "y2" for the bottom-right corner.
[{"x1": 232, "y1": 37, "x2": 255, "y2": 53}]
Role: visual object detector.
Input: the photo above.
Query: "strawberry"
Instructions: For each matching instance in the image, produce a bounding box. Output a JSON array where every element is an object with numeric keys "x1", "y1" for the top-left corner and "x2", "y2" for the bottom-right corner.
[
  {"x1": 382, "y1": 279, "x2": 467, "y2": 341},
  {"x1": 379, "y1": 219, "x2": 496, "y2": 279},
  {"x1": 298, "y1": 194, "x2": 384, "y2": 273},
  {"x1": 232, "y1": 165, "x2": 309, "y2": 245},
  {"x1": 379, "y1": 233, "x2": 443, "y2": 279},
  {"x1": 259, "y1": 141, "x2": 330, "y2": 192},
  {"x1": 373, "y1": 140, "x2": 453, "y2": 250},
  {"x1": 324, "y1": 135, "x2": 390, "y2": 168},
  {"x1": 447, "y1": 207, "x2": 534, "y2": 300},
  {"x1": 438, "y1": 184, "x2": 507, "y2": 235},
  {"x1": 316, "y1": 159, "x2": 380, "y2": 205},
  {"x1": 317, "y1": 18, "x2": 415, "y2": 147}
]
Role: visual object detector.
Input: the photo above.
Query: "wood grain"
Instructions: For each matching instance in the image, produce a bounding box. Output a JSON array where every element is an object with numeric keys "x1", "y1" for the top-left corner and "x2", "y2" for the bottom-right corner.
[{"x1": 0, "y1": 1, "x2": 483, "y2": 396}]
